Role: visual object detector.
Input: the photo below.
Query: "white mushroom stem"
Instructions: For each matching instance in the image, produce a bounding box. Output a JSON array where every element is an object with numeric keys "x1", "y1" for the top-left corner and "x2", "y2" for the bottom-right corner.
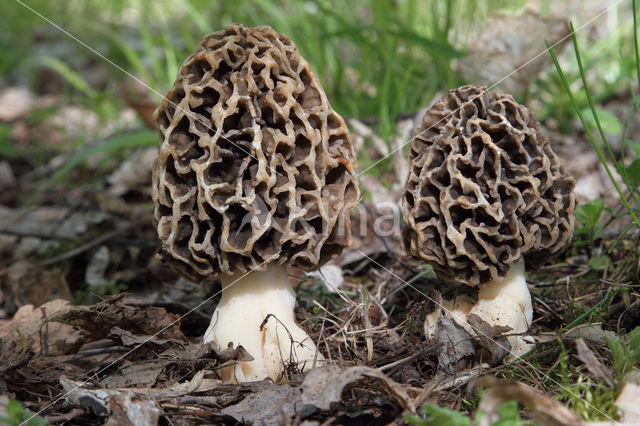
[
  {"x1": 425, "y1": 259, "x2": 533, "y2": 356},
  {"x1": 203, "y1": 264, "x2": 323, "y2": 382}
]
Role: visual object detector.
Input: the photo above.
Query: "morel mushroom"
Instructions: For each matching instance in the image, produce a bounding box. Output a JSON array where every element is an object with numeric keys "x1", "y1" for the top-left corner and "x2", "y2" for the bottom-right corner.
[
  {"x1": 152, "y1": 24, "x2": 360, "y2": 381},
  {"x1": 402, "y1": 85, "x2": 575, "y2": 355}
]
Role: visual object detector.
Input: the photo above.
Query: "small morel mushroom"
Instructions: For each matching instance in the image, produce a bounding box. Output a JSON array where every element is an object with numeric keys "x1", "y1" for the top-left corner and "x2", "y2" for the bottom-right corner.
[
  {"x1": 152, "y1": 24, "x2": 360, "y2": 382},
  {"x1": 402, "y1": 85, "x2": 575, "y2": 355}
]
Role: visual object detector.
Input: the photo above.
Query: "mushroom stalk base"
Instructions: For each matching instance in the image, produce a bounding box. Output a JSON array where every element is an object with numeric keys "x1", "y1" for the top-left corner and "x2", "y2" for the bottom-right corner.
[
  {"x1": 203, "y1": 264, "x2": 323, "y2": 382},
  {"x1": 425, "y1": 260, "x2": 533, "y2": 356}
]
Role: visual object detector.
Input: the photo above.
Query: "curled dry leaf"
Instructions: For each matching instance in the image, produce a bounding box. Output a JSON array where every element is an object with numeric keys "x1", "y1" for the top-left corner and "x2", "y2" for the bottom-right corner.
[
  {"x1": 100, "y1": 361, "x2": 164, "y2": 389},
  {"x1": 613, "y1": 372, "x2": 640, "y2": 425},
  {"x1": 215, "y1": 342, "x2": 255, "y2": 364},
  {"x1": 108, "y1": 326, "x2": 173, "y2": 348},
  {"x1": 61, "y1": 376, "x2": 161, "y2": 424},
  {"x1": 61, "y1": 370, "x2": 221, "y2": 410},
  {"x1": 474, "y1": 376, "x2": 583, "y2": 426},
  {"x1": 0, "y1": 299, "x2": 81, "y2": 374},
  {"x1": 300, "y1": 364, "x2": 416, "y2": 412},
  {"x1": 576, "y1": 338, "x2": 614, "y2": 387},
  {"x1": 220, "y1": 381, "x2": 301, "y2": 424},
  {"x1": 436, "y1": 316, "x2": 475, "y2": 373},
  {"x1": 467, "y1": 313, "x2": 511, "y2": 366},
  {"x1": 49, "y1": 298, "x2": 183, "y2": 341},
  {"x1": 533, "y1": 323, "x2": 617, "y2": 347}
]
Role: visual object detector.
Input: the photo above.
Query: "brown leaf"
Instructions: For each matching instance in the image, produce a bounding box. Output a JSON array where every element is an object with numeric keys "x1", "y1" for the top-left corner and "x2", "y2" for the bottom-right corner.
[
  {"x1": 467, "y1": 313, "x2": 511, "y2": 366},
  {"x1": 60, "y1": 377, "x2": 161, "y2": 425},
  {"x1": 101, "y1": 361, "x2": 164, "y2": 388},
  {"x1": 533, "y1": 323, "x2": 617, "y2": 347},
  {"x1": 109, "y1": 326, "x2": 172, "y2": 348},
  {"x1": 220, "y1": 381, "x2": 300, "y2": 424},
  {"x1": 50, "y1": 298, "x2": 183, "y2": 341},
  {"x1": 104, "y1": 395, "x2": 135, "y2": 426},
  {"x1": 61, "y1": 370, "x2": 220, "y2": 403},
  {"x1": 474, "y1": 376, "x2": 583, "y2": 426},
  {"x1": 437, "y1": 316, "x2": 475, "y2": 373},
  {"x1": 0, "y1": 299, "x2": 82, "y2": 374},
  {"x1": 301, "y1": 364, "x2": 416, "y2": 412},
  {"x1": 576, "y1": 338, "x2": 614, "y2": 387},
  {"x1": 615, "y1": 372, "x2": 640, "y2": 424},
  {"x1": 216, "y1": 342, "x2": 254, "y2": 363}
]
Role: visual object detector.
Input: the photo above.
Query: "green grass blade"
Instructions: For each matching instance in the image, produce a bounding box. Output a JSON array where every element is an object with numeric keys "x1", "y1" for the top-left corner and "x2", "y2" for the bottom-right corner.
[
  {"x1": 547, "y1": 40, "x2": 640, "y2": 231},
  {"x1": 179, "y1": 0, "x2": 210, "y2": 34},
  {"x1": 23, "y1": 129, "x2": 158, "y2": 208},
  {"x1": 633, "y1": 0, "x2": 640, "y2": 95},
  {"x1": 35, "y1": 57, "x2": 99, "y2": 99},
  {"x1": 570, "y1": 23, "x2": 640, "y2": 207}
]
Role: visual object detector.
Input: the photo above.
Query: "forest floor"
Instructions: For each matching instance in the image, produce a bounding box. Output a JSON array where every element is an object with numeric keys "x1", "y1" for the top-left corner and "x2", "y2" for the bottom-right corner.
[{"x1": 1, "y1": 1, "x2": 640, "y2": 425}]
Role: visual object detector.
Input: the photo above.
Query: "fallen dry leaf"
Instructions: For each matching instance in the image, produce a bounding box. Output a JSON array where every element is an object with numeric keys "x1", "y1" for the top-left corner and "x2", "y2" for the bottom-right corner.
[
  {"x1": 576, "y1": 338, "x2": 614, "y2": 387},
  {"x1": 300, "y1": 364, "x2": 416, "y2": 412},
  {"x1": 475, "y1": 376, "x2": 583, "y2": 426},
  {"x1": 467, "y1": 313, "x2": 511, "y2": 366},
  {"x1": 533, "y1": 323, "x2": 617, "y2": 347},
  {"x1": 0, "y1": 299, "x2": 81, "y2": 374},
  {"x1": 61, "y1": 369, "x2": 221, "y2": 407},
  {"x1": 101, "y1": 361, "x2": 164, "y2": 388},
  {"x1": 61, "y1": 376, "x2": 161, "y2": 424},
  {"x1": 220, "y1": 381, "x2": 301, "y2": 424},
  {"x1": 349, "y1": 119, "x2": 389, "y2": 156},
  {"x1": 108, "y1": 326, "x2": 173, "y2": 348},
  {"x1": 215, "y1": 341, "x2": 255, "y2": 363},
  {"x1": 436, "y1": 316, "x2": 475, "y2": 373},
  {"x1": 50, "y1": 298, "x2": 183, "y2": 342},
  {"x1": 613, "y1": 372, "x2": 640, "y2": 425}
]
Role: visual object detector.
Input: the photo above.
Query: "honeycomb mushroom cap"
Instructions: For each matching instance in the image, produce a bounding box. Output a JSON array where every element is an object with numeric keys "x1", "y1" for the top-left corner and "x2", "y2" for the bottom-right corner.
[
  {"x1": 152, "y1": 24, "x2": 360, "y2": 281},
  {"x1": 402, "y1": 85, "x2": 575, "y2": 285}
]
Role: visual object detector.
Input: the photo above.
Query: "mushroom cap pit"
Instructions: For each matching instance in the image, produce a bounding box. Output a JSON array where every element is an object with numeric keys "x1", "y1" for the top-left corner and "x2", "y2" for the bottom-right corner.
[
  {"x1": 152, "y1": 24, "x2": 360, "y2": 281},
  {"x1": 402, "y1": 85, "x2": 575, "y2": 285}
]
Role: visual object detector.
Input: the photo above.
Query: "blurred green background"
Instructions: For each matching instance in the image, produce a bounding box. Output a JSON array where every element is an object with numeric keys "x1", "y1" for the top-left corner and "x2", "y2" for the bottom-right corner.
[{"x1": 0, "y1": 0, "x2": 638, "y2": 203}]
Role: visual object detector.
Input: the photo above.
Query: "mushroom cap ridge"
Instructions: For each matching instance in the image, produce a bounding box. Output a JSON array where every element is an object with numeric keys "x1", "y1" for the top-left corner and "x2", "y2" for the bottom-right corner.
[
  {"x1": 152, "y1": 24, "x2": 360, "y2": 282},
  {"x1": 402, "y1": 85, "x2": 575, "y2": 285}
]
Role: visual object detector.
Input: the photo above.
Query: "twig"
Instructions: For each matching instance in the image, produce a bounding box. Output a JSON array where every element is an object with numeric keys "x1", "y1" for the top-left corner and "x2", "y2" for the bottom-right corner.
[
  {"x1": 40, "y1": 307, "x2": 49, "y2": 356},
  {"x1": 159, "y1": 403, "x2": 216, "y2": 415},
  {"x1": 45, "y1": 408, "x2": 85, "y2": 423},
  {"x1": 160, "y1": 395, "x2": 226, "y2": 405},
  {"x1": 376, "y1": 349, "x2": 427, "y2": 373}
]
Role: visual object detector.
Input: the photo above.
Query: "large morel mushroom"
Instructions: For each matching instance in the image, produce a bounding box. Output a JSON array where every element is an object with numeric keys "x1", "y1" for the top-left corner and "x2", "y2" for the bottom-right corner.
[
  {"x1": 152, "y1": 24, "x2": 359, "y2": 382},
  {"x1": 402, "y1": 85, "x2": 575, "y2": 354}
]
